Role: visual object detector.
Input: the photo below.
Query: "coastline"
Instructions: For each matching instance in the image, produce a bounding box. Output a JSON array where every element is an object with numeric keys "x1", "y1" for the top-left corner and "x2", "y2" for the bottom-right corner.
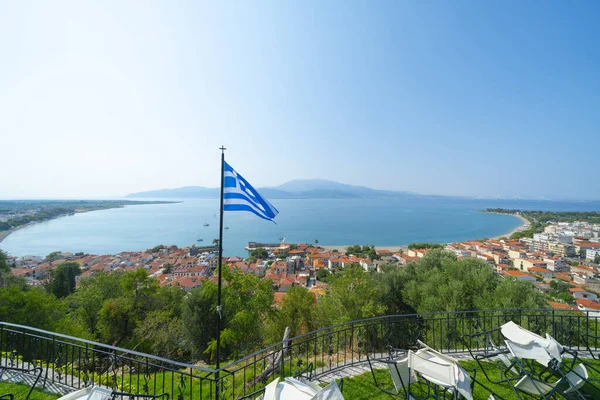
[
  {"x1": 486, "y1": 212, "x2": 529, "y2": 239},
  {"x1": 0, "y1": 200, "x2": 179, "y2": 246},
  {"x1": 0, "y1": 225, "x2": 27, "y2": 245},
  {"x1": 320, "y1": 245, "x2": 408, "y2": 253},
  {"x1": 320, "y1": 213, "x2": 529, "y2": 252}
]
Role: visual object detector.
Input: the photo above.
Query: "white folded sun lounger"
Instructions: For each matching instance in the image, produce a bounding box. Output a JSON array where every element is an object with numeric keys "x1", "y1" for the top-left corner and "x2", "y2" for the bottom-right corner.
[
  {"x1": 408, "y1": 343, "x2": 473, "y2": 400},
  {"x1": 57, "y1": 386, "x2": 113, "y2": 400},
  {"x1": 262, "y1": 377, "x2": 344, "y2": 400},
  {"x1": 514, "y1": 363, "x2": 588, "y2": 398},
  {"x1": 500, "y1": 321, "x2": 563, "y2": 362}
]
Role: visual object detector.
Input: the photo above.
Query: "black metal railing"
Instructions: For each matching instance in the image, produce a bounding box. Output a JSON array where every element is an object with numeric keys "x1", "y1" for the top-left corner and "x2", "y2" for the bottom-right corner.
[
  {"x1": 1, "y1": 308, "x2": 599, "y2": 399},
  {"x1": 215, "y1": 308, "x2": 600, "y2": 399},
  {"x1": 0, "y1": 322, "x2": 217, "y2": 399}
]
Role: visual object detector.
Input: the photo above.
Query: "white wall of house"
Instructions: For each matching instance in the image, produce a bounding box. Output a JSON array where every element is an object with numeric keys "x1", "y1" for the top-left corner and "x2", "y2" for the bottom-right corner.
[{"x1": 586, "y1": 248, "x2": 600, "y2": 261}]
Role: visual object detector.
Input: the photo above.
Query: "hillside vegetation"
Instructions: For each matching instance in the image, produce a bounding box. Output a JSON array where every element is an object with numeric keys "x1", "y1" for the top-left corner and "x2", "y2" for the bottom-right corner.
[{"x1": 0, "y1": 249, "x2": 546, "y2": 365}]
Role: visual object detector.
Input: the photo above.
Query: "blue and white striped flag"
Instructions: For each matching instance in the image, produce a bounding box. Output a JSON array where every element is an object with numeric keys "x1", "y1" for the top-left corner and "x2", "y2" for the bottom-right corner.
[{"x1": 223, "y1": 161, "x2": 279, "y2": 222}]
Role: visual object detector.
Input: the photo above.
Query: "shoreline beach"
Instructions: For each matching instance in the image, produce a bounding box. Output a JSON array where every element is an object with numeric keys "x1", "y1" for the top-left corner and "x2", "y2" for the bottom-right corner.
[
  {"x1": 2, "y1": 210, "x2": 530, "y2": 256},
  {"x1": 487, "y1": 212, "x2": 529, "y2": 239},
  {"x1": 320, "y1": 245, "x2": 408, "y2": 253},
  {"x1": 320, "y1": 213, "x2": 529, "y2": 252},
  {"x1": 0, "y1": 201, "x2": 178, "y2": 247},
  {"x1": 0, "y1": 225, "x2": 27, "y2": 245}
]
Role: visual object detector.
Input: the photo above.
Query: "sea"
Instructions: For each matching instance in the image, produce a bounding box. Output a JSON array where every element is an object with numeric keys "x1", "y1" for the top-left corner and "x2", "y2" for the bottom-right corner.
[{"x1": 2, "y1": 198, "x2": 600, "y2": 257}]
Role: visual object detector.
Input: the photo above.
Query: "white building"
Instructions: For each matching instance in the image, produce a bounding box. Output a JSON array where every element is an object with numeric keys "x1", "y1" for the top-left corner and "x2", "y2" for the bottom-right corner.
[
  {"x1": 533, "y1": 233, "x2": 550, "y2": 242},
  {"x1": 586, "y1": 248, "x2": 600, "y2": 262},
  {"x1": 543, "y1": 258, "x2": 569, "y2": 272},
  {"x1": 557, "y1": 235, "x2": 573, "y2": 244}
]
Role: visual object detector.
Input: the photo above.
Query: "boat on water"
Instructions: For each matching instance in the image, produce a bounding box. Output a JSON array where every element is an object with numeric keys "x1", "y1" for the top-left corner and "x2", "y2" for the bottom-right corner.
[
  {"x1": 224, "y1": 226, "x2": 229, "y2": 230},
  {"x1": 197, "y1": 238, "x2": 203, "y2": 242},
  {"x1": 203, "y1": 222, "x2": 209, "y2": 227}
]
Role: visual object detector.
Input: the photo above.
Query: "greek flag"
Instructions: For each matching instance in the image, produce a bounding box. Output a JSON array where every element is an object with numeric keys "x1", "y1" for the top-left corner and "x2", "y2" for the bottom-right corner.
[{"x1": 223, "y1": 161, "x2": 279, "y2": 222}]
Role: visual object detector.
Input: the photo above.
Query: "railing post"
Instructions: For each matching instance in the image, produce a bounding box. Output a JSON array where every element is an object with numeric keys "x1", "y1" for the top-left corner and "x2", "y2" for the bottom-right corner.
[
  {"x1": 446, "y1": 312, "x2": 450, "y2": 353},
  {"x1": 586, "y1": 311, "x2": 590, "y2": 351},
  {"x1": 280, "y1": 339, "x2": 286, "y2": 379},
  {"x1": 551, "y1": 309, "x2": 556, "y2": 338},
  {"x1": 350, "y1": 322, "x2": 355, "y2": 365},
  {"x1": 0, "y1": 324, "x2": 3, "y2": 368}
]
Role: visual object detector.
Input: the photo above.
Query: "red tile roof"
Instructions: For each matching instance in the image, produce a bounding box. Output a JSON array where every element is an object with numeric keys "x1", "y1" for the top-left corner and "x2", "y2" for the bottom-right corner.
[
  {"x1": 548, "y1": 301, "x2": 577, "y2": 311},
  {"x1": 529, "y1": 267, "x2": 552, "y2": 274},
  {"x1": 577, "y1": 298, "x2": 600, "y2": 311},
  {"x1": 503, "y1": 270, "x2": 531, "y2": 277}
]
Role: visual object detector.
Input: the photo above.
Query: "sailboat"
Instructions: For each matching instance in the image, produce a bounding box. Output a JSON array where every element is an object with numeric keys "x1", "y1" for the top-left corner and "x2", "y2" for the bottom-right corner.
[{"x1": 203, "y1": 220, "x2": 209, "y2": 227}]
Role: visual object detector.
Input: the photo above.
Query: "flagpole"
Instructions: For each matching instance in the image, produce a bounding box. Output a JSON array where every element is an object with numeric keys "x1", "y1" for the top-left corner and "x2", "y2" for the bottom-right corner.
[{"x1": 216, "y1": 145, "x2": 226, "y2": 395}]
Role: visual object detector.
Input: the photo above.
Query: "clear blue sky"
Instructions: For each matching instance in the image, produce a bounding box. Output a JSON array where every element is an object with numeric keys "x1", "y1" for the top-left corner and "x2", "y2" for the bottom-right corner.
[{"x1": 1, "y1": 1, "x2": 599, "y2": 199}]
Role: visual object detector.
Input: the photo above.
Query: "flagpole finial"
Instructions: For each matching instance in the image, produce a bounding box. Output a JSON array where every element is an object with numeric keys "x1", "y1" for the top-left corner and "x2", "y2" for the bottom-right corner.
[{"x1": 219, "y1": 146, "x2": 226, "y2": 153}]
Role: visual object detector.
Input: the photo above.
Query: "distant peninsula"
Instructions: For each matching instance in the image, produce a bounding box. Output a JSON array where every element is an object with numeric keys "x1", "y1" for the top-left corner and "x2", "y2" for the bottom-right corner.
[
  {"x1": 126, "y1": 179, "x2": 446, "y2": 200},
  {"x1": 0, "y1": 200, "x2": 178, "y2": 243}
]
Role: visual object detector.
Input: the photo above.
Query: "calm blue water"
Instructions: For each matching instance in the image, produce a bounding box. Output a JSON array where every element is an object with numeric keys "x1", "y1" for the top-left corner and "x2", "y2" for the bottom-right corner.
[{"x1": 2, "y1": 198, "x2": 600, "y2": 257}]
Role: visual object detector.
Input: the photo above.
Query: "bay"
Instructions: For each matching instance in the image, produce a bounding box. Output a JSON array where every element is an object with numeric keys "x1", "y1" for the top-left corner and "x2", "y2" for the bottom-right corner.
[{"x1": 1, "y1": 198, "x2": 600, "y2": 257}]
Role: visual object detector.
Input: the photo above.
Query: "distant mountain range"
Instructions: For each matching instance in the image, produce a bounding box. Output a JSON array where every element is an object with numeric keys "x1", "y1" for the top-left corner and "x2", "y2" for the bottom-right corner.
[{"x1": 126, "y1": 179, "x2": 435, "y2": 200}]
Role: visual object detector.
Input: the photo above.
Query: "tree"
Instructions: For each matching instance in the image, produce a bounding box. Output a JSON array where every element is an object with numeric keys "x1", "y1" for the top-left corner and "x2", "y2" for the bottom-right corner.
[
  {"x1": 184, "y1": 270, "x2": 274, "y2": 362},
  {"x1": 345, "y1": 244, "x2": 380, "y2": 259},
  {"x1": 47, "y1": 262, "x2": 81, "y2": 298},
  {"x1": 213, "y1": 238, "x2": 219, "y2": 246},
  {"x1": 316, "y1": 268, "x2": 331, "y2": 282},
  {"x1": 374, "y1": 264, "x2": 414, "y2": 315},
  {"x1": 401, "y1": 250, "x2": 499, "y2": 313},
  {"x1": 345, "y1": 245, "x2": 362, "y2": 256},
  {"x1": 273, "y1": 287, "x2": 315, "y2": 338},
  {"x1": 489, "y1": 278, "x2": 547, "y2": 309},
  {"x1": 315, "y1": 264, "x2": 385, "y2": 326},
  {"x1": 400, "y1": 249, "x2": 547, "y2": 313},
  {"x1": 250, "y1": 248, "x2": 268, "y2": 260},
  {"x1": 595, "y1": 254, "x2": 600, "y2": 265},
  {"x1": 182, "y1": 282, "x2": 219, "y2": 361},
  {"x1": 162, "y1": 263, "x2": 174, "y2": 273},
  {"x1": 135, "y1": 310, "x2": 188, "y2": 360},
  {"x1": 46, "y1": 251, "x2": 61, "y2": 260},
  {"x1": 133, "y1": 286, "x2": 187, "y2": 359},
  {"x1": 0, "y1": 250, "x2": 12, "y2": 287},
  {"x1": 150, "y1": 245, "x2": 164, "y2": 253},
  {"x1": 69, "y1": 272, "x2": 124, "y2": 337},
  {"x1": 314, "y1": 239, "x2": 319, "y2": 246},
  {"x1": 96, "y1": 269, "x2": 160, "y2": 347},
  {"x1": 0, "y1": 285, "x2": 66, "y2": 331},
  {"x1": 407, "y1": 243, "x2": 445, "y2": 250},
  {"x1": 366, "y1": 246, "x2": 379, "y2": 261}
]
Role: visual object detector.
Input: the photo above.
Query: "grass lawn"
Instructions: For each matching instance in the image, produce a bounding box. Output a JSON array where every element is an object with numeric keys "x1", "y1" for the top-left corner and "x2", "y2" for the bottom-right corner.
[
  {"x1": 340, "y1": 358, "x2": 600, "y2": 399},
  {"x1": 0, "y1": 382, "x2": 59, "y2": 400},
  {"x1": 4, "y1": 356, "x2": 600, "y2": 399}
]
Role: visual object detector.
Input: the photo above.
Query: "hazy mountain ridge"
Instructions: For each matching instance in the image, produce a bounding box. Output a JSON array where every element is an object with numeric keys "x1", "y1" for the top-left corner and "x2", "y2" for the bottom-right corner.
[{"x1": 126, "y1": 179, "x2": 427, "y2": 199}]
